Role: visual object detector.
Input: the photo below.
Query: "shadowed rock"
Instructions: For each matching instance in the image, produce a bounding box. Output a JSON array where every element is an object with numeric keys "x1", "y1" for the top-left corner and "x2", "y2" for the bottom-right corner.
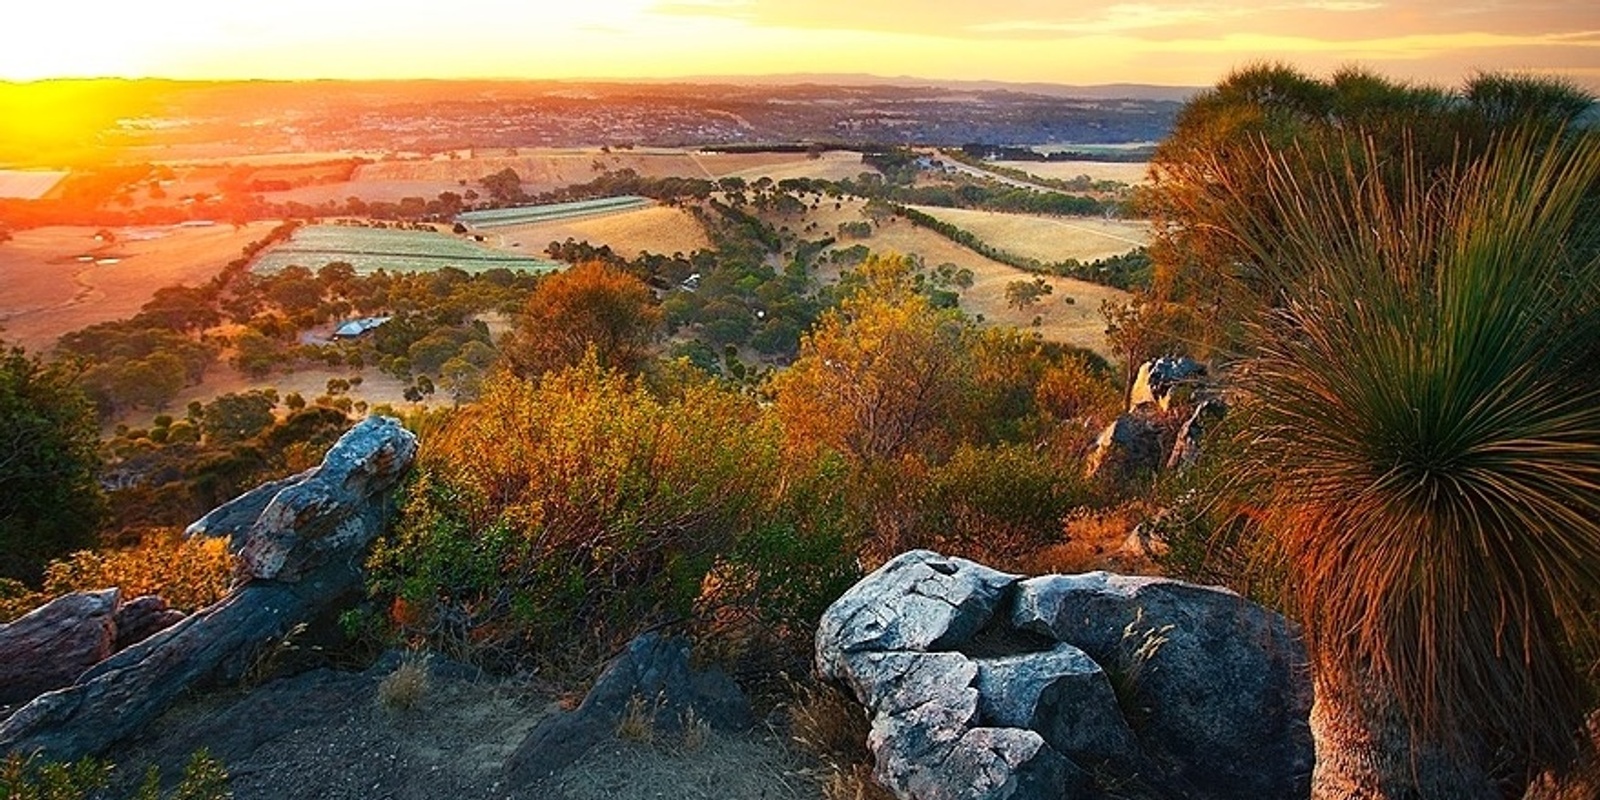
[
  {"x1": 0, "y1": 590, "x2": 118, "y2": 705},
  {"x1": 0, "y1": 417, "x2": 417, "y2": 762},
  {"x1": 505, "y1": 632, "x2": 753, "y2": 789}
]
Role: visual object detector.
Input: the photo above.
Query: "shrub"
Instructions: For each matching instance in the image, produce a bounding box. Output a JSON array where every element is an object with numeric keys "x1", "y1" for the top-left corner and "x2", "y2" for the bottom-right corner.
[
  {"x1": 369, "y1": 359, "x2": 855, "y2": 670},
  {"x1": 40, "y1": 529, "x2": 234, "y2": 613}
]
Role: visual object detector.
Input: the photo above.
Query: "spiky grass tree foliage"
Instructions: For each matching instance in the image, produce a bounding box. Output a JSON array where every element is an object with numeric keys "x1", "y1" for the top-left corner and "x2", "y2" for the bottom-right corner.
[{"x1": 1210, "y1": 131, "x2": 1600, "y2": 792}]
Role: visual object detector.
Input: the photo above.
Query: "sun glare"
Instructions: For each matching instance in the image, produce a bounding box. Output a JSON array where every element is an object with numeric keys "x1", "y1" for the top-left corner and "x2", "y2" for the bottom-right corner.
[{"x1": 1, "y1": 1, "x2": 1595, "y2": 89}]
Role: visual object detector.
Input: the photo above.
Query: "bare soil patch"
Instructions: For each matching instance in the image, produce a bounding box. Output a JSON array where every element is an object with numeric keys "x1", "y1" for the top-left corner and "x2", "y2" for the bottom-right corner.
[
  {"x1": 112, "y1": 656, "x2": 823, "y2": 800},
  {"x1": 905, "y1": 205, "x2": 1151, "y2": 264},
  {"x1": 107, "y1": 364, "x2": 422, "y2": 433},
  {"x1": 991, "y1": 160, "x2": 1151, "y2": 184},
  {"x1": 481, "y1": 205, "x2": 710, "y2": 257},
  {"x1": 0, "y1": 222, "x2": 277, "y2": 352}
]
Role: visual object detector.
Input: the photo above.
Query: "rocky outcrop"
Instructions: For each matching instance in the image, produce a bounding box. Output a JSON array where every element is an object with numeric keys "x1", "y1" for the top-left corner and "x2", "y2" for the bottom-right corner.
[
  {"x1": 1088, "y1": 357, "x2": 1225, "y2": 482},
  {"x1": 505, "y1": 632, "x2": 754, "y2": 788},
  {"x1": 817, "y1": 550, "x2": 1312, "y2": 800},
  {"x1": 1166, "y1": 397, "x2": 1225, "y2": 471},
  {"x1": 0, "y1": 416, "x2": 417, "y2": 761},
  {"x1": 1082, "y1": 412, "x2": 1167, "y2": 482},
  {"x1": 1128, "y1": 356, "x2": 1205, "y2": 413},
  {"x1": 0, "y1": 590, "x2": 118, "y2": 705}
]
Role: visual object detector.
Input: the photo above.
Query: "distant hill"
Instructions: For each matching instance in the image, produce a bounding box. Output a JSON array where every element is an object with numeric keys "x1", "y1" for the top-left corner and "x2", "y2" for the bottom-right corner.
[{"x1": 638, "y1": 72, "x2": 1202, "y2": 103}]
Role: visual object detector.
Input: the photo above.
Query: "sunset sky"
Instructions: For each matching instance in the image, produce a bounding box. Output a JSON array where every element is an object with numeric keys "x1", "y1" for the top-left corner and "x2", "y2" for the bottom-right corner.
[{"x1": 4, "y1": 0, "x2": 1597, "y2": 89}]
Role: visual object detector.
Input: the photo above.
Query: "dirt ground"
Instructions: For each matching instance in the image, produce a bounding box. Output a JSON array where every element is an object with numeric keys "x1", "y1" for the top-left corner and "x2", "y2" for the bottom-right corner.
[
  {"x1": 109, "y1": 656, "x2": 823, "y2": 800},
  {"x1": 480, "y1": 205, "x2": 711, "y2": 258},
  {"x1": 0, "y1": 222, "x2": 278, "y2": 352}
]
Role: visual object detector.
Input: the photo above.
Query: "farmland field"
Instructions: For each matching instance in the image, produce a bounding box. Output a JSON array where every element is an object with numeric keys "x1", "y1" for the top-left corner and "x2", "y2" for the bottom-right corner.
[
  {"x1": 0, "y1": 222, "x2": 279, "y2": 352},
  {"x1": 261, "y1": 148, "x2": 882, "y2": 205},
  {"x1": 457, "y1": 196, "x2": 651, "y2": 228},
  {"x1": 771, "y1": 199, "x2": 1129, "y2": 355},
  {"x1": 991, "y1": 160, "x2": 1151, "y2": 185},
  {"x1": 253, "y1": 225, "x2": 562, "y2": 274},
  {"x1": 905, "y1": 205, "x2": 1151, "y2": 264},
  {"x1": 480, "y1": 205, "x2": 710, "y2": 257},
  {"x1": 0, "y1": 170, "x2": 70, "y2": 199}
]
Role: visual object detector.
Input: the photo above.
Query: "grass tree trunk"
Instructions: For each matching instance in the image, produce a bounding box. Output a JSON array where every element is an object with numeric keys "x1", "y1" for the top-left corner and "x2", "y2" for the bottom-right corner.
[{"x1": 1309, "y1": 673, "x2": 1498, "y2": 800}]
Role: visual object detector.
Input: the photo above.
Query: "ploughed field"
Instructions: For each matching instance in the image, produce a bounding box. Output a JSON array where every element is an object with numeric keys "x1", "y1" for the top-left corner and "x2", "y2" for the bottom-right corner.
[{"x1": 457, "y1": 196, "x2": 652, "y2": 228}]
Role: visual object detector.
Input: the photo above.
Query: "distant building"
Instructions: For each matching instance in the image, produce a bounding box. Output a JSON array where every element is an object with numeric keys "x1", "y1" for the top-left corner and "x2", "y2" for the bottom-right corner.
[{"x1": 332, "y1": 316, "x2": 392, "y2": 339}]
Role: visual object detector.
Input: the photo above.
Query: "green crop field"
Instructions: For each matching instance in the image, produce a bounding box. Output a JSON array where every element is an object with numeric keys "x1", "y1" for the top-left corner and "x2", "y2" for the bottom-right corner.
[
  {"x1": 456, "y1": 196, "x2": 652, "y2": 229},
  {"x1": 253, "y1": 225, "x2": 563, "y2": 274}
]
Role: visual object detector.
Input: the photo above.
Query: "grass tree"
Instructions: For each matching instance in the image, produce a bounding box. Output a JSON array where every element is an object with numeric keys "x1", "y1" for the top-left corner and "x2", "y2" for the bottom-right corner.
[{"x1": 1210, "y1": 130, "x2": 1600, "y2": 796}]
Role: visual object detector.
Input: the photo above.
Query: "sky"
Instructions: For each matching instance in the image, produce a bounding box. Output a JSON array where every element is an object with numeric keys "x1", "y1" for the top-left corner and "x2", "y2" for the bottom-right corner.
[{"x1": 3, "y1": 0, "x2": 1597, "y2": 89}]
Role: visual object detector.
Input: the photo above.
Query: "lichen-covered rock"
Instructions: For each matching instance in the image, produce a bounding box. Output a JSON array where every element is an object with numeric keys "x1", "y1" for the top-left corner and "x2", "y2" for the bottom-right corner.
[
  {"x1": 1012, "y1": 572, "x2": 1313, "y2": 799},
  {"x1": 817, "y1": 551, "x2": 1312, "y2": 800},
  {"x1": 0, "y1": 590, "x2": 118, "y2": 705},
  {"x1": 816, "y1": 550, "x2": 1015, "y2": 679},
  {"x1": 190, "y1": 416, "x2": 418, "y2": 581},
  {"x1": 974, "y1": 643, "x2": 1135, "y2": 766}
]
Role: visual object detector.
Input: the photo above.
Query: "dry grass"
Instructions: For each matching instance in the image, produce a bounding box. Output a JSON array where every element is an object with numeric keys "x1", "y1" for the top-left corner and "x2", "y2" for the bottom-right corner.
[
  {"x1": 1022, "y1": 508, "x2": 1164, "y2": 576},
  {"x1": 863, "y1": 217, "x2": 1129, "y2": 356},
  {"x1": 707, "y1": 150, "x2": 879, "y2": 182},
  {"x1": 379, "y1": 652, "x2": 432, "y2": 711},
  {"x1": 758, "y1": 198, "x2": 1130, "y2": 356},
  {"x1": 991, "y1": 160, "x2": 1151, "y2": 184},
  {"x1": 481, "y1": 205, "x2": 710, "y2": 257},
  {"x1": 904, "y1": 204, "x2": 1151, "y2": 264},
  {"x1": 616, "y1": 694, "x2": 659, "y2": 744},
  {"x1": 786, "y1": 679, "x2": 893, "y2": 800},
  {"x1": 0, "y1": 222, "x2": 277, "y2": 352}
]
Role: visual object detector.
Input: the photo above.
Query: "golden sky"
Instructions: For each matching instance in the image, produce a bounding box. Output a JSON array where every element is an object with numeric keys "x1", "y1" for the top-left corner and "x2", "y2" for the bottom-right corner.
[{"x1": 4, "y1": 0, "x2": 1597, "y2": 88}]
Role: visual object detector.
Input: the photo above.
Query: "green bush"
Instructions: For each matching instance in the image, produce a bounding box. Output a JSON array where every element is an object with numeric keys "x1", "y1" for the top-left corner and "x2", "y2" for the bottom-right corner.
[
  {"x1": 0, "y1": 749, "x2": 229, "y2": 800},
  {"x1": 368, "y1": 359, "x2": 856, "y2": 670}
]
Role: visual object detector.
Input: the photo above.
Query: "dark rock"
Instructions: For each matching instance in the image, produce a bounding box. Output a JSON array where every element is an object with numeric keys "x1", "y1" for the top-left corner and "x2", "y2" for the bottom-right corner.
[
  {"x1": 1083, "y1": 411, "x2": 1166, "y2": 482},
  {"x1": 0, "y1": 590, "x2": 118, "y2": 705},
  {"x1": 111, "y1": 596, "x2": 185, "y2": 652},
  {"x1": 505, "y1": 632, "x2": 753, "y2": 787},
  {"x1": 1012, "y1": 571, "x2": 1313, "y2": 799},
  {"x1": 974, "y1": 643, "x2": 1135, "y2": 765},
  {"x1": 0, "y1": 417, "x2": 418, "y2": 761},
  {"x1": 1166, "y1": 397, "x2": 1226, "y2": 471},
  {"x1": 1128, "y1": 356, "x2": 1206, "y2": 412}
]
